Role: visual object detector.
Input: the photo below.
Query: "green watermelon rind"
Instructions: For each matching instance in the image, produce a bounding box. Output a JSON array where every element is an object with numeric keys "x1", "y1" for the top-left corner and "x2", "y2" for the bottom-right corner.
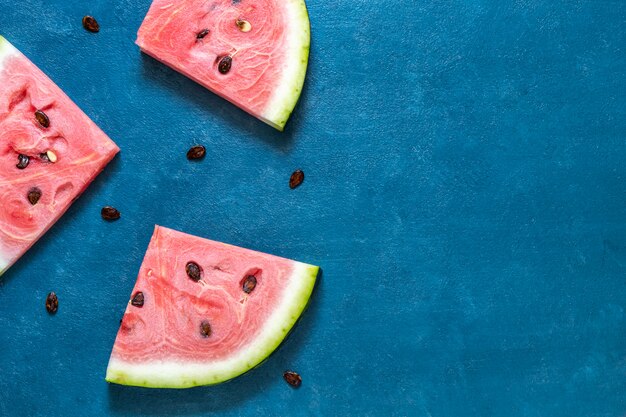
[
  {"x1": 0, "y1": 35, "x2": 10, "y2": 56},
  {"x1": 0, "y1": 35, "x2": 16, "y2": 79},
  {"x1": 0, "y1": 35, "x2": 120, "y2": 277},
  {"x1": 105, "y1": 262, "x2": 319, "y2": 388},
  {"x1": 0, "y1": 36, "x2": 16, "y2": 276},
  {"x1": 0, "y1": 36, "x2": 12, "y2": 276},
  {"x1": 0, "y1": 258, "x2": 7, "y2": 277},
  {"x1": 259, "y1": 0, "x2": 311, "y2": 131},
  {"x1": 137, "y1": 0, "x2": 310, "y2": 132}
]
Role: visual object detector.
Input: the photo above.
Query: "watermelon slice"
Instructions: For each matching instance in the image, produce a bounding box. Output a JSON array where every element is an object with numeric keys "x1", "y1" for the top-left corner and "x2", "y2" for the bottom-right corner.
[
  {"x1": 106, "y1": 226, "x2": 318, "y2": 388},
  {"x1": 136, "y1": 0, "x2": 310, "y2": 131},
  {"x1": 0, "y1": 36, "x2": 119, "y2": 276}
]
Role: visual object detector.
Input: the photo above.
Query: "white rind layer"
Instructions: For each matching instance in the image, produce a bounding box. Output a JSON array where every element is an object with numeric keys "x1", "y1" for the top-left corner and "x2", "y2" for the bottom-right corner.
[
  {"x1": 0, "y1": 254, "x2": 8, "y2": 276},
  {"x1": 0, "y1": 36, "x2": 18, "y2": 73},
  {"x1": 259, "y1": 0, "x2": 310, "y2": 131},
  {"x1": 0, "y1": 37, "x2": 18, "y2": 276},
  {"x1": 0, "y1": 35, "x2": 120, "y2": 278},
  {"x1": 105, "y1": 262, "x2": 318, "y2": 388}
]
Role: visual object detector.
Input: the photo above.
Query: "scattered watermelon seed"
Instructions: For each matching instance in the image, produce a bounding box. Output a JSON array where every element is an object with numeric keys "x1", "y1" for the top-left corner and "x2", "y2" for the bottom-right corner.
[
  {"x1": 186, "y1": 261, "x2": 203, "y2": 282},
  {"x1": 45, "y1": 292, "x2": 58, "y2": 314},
  {"x1": 283, "y1": 371, "x2": 302, "y2": 388},
  {"x1": 16, "y1": 154, "x2": 30, "y2": 169},
  {"x1": 101, "y1": 206, "x2": 121, "y2": 221},
  {"x1": 200, "y1": 320, "x2": 212, "y2": 337},
  {"x1": 289, "y1": 169, "x2": 304, "y2": 189},
  {"x1": 82, "y1": 16, "x2": 100, "y2": 33},
  {"x1": 35, "y1": 110, "x2": 50, "y2": 128},
  {"x1": 186, "y1": 145, "x2": 206, "y2": 160},
  {"x1": 242, "y1": 275, "x2": 257, "y2": 294},
  {"x1": 131, "y1": 292, "x2": 145, "y2": 307},
  {"x1": 196, "y1": 29, "x2": 210, "y2": 39},
  {"x1": 27, "y1": 187, "x2": 42, "y2": 205},
  {"x1": 39, "y1": 152, "x2": 49, "y2": 162},
  {"x1": 236, "y1": 19, "x2": 251, "y2": 32},
  {"x1": 218, "y1": 55, "x2": 232, "y2": 74}
]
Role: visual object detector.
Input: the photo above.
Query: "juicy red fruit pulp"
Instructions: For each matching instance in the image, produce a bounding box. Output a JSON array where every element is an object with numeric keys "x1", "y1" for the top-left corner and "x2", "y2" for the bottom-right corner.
[
  {"x1": 112, "y1": 226, "x2": 297, "y2": 363},
  {"x1": 0, "y1": 40, "x2": 118, "y2": 271},
  {"x1": 136, "y1": 0, "x2": 305, "y2": 129}
]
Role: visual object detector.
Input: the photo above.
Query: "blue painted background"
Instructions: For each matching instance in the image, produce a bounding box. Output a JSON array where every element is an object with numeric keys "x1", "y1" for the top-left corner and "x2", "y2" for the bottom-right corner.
[{"x1": 1, "y1": 0, "x2": 625, "y2": 416}]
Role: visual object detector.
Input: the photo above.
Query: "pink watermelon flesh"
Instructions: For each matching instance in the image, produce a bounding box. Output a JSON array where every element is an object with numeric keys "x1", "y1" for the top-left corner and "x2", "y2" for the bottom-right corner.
[
  {"x1": 106, "y1": 225, "x2": 318, "y2": 388},
  {"x1": 0, "y1": 36, "x2": 119, "y2": 276},
  {"x1": 136, "y1": 0, "x2": 310, "y2": 131}
]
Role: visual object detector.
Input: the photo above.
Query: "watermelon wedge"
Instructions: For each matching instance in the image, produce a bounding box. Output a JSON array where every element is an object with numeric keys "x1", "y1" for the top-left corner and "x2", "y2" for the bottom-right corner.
[
  {"x1": 136, "y1": 0, "x2": 310, "y2": 131},
  {"x1": 106, "y1": 226, "x2": 318, "y2": 388},
  {"x1": 0, "y1": 36, "x2": 119, "y2": 276}
]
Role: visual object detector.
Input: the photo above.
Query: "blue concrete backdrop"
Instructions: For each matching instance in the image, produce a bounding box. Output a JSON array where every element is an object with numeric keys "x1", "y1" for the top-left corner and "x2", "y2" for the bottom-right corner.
[{"x1": 0, "y1": 0, "x2": 625, "y2": 416}]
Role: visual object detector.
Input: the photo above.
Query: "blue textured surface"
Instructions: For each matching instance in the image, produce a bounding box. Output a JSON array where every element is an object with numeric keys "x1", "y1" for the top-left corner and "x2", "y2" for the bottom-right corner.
[{"x1": 0, "y1": 0, "x2": 625, "y2": 416}]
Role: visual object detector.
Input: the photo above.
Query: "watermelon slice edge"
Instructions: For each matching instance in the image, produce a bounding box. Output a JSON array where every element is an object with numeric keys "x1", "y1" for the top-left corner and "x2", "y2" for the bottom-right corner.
[
  {"x1": 105, "y1": 225, "x2": 319, "y2": 388},
  {"x1": 0, "y1": 35, "x2": 119, "y2": 276},
  {"x1": 135, "y1": 0, "x2": 311, "y2": 131}
]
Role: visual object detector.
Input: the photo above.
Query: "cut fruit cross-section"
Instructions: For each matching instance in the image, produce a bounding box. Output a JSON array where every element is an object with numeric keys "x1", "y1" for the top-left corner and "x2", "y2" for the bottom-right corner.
[
  {"x1": 106, "y1": 225, "x2": 318, "y2": 388},
  {"x1": 136, "y1": 0, "x2": 311, "y2": 131},
  {"x1": 0, "y1": 36, "x2": 119, "y2": 276}
]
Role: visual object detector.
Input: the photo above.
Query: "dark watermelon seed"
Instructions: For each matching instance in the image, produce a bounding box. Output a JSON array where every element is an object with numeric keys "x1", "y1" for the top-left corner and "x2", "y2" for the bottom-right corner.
[
  {"x1": 27, "y1": 187, "x2": 42, "y2": 205},
  {"x1": 40, "y1": 152, "x2": 49, "y2": 162},
  {"x1": 101, "y1": 206, "x2": 121, "y2": 221},
  {"x1": 200, "y1": 320, "x2": 212, "y2": 337},
  {"x1": 196, "y1": 29, "x2": 210, "y2": 39},
  {"x1": 289, "y1": 169, "x2": 304, "y2": 189},
  {"x1": 131, "y1": 292, "x2": 144, "y2": 307},
  {"x1": 46, "y1": 292, "x2": 58, "y2": 314},
  {"x1": 186, "y1": 261, "x2": 203, "y2": 282},
  {"x1": 82, "y1": 16, "x2": 100, "y2": 33},
  {"x1": 35, "y1": 110, "x2": 50, "y2": 128},
  {"x1": 218, "y1": 55, "x2": 232, "y2": 74},
  {"x1": 186, "y1": 145, "x2": 206, "y2": 160},
  {"x1": 16, "y1": 154, "x2": 30, "y2": 169},
  {"x1": 242, "y1": 275, "x2": 257, "y2": 294},
  {"x1": 283, "y1": 371, "x2": 302, "y2": 388}
]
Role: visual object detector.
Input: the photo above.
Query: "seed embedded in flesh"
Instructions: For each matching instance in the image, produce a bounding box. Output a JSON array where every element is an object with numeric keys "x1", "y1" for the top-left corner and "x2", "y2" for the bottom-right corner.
[
  {"x1": 196, "y1": 28, "x2": 210, "y2": 39},
  {"x1": 236, "y1": 19, "x2": 251, "y2": 32},
  {"x1": 186, "y1": 261, "x2": 202, "y2": 282},
  {"x1": 35, "y1": 110, "x2": 50, "y2": 128},
  {"x1": 101, "y1": 206, "x2": 121, "y2": 221},
  {"x1": 131, "y1": 292, "x2": 144, "y2": 307},
  {"x1": 16, "y1": 154, "x2": 30, "y2": 169},
  {"x1": 46, "y1": 292, "x2": 58, "y2": 314},
  {"x1": 289, "y1": 169, "x2": 305, "y2": 189},
  {"x1": 82, "y1": 16, "x2": 100, "y2": 33},
  {"x1": 200, "y1": 320, "x2": 212, "y2": 337},
  {"x1": 242, "y1": 275, "x2": 257, "y2": 294},
  {"x1": 45, "y1": 150, "x2": 57, "y2": 163},
  {"x1": 40, "y1": 153, "x2": 49, "y2": 162},
  {"x1": 186, "y1": 145, "x2": 206, "y2": 160},
  {"x1": 27, "y1": 187, "x2": 42, "y2": 205},
  {"x1": 283, "y1": 371, "x2": 302, "y2": 388},
  {"x1": 218, "y1": 55, "x2": 232, "y2": 74}
]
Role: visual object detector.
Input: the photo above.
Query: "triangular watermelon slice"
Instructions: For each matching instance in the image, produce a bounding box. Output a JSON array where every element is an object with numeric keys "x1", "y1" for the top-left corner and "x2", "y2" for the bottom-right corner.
[
  {"x1": 106, "y1": 226, "x2": 318, "y2": 388},
  {"x1": 136, "y1": 0, "x2": 310, "y2": 131},
  {"x1": 0, "y1": 36, "x2": 119, "y2": 276}
]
